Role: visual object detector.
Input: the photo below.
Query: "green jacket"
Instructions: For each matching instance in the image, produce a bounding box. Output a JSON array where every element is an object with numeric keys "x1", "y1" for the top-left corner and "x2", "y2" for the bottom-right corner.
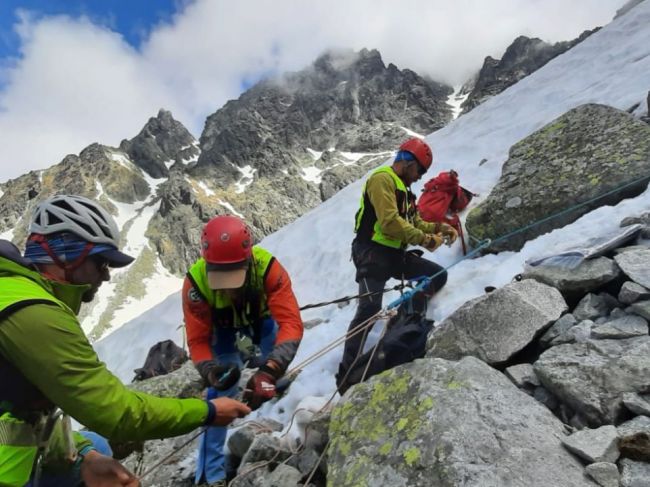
[
  {"x1": 354, "y1": 166, "x2": 436, "y2": 248},
  {"x1": 0, "y1": 241, "x2": 208, "y2": 485}
]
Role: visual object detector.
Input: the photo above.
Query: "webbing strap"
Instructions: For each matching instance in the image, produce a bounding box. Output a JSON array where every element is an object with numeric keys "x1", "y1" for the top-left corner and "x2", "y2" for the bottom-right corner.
[{"x1": 0, "y1": 416, "x2": 37, "y2": 447}]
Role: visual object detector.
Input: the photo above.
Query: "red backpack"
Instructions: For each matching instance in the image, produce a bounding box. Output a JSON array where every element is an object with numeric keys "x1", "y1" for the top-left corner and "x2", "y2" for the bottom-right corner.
[{"x1": 417, "y1": 170, "x2": 475, "y2": 254}]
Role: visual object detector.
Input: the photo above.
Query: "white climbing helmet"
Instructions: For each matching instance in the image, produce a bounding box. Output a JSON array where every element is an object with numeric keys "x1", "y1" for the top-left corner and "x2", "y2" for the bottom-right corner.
[{"x1": 29, "y1": 194, "x2": 121, "y2": 247}]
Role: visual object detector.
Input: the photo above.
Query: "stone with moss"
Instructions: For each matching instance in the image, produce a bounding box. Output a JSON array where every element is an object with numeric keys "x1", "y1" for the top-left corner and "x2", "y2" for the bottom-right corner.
[
  {"x1": 466, "y1": 103, "x2": 650, "y2": 253},
  {"x1": 327, "y1": 357, "x2": 595, "y2": 486}
]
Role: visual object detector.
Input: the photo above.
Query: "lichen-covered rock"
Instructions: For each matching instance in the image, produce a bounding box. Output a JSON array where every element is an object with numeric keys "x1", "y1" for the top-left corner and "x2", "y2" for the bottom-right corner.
[
  {"x1": 328, "y1": 357, "x2": 595, "y2": 487},
  {"x1": 427, "y1": 279, "x2": 567, "y2": 364},
  {"x1": 128, "y1": 361, "x2": 203, "y2": 399},
  {"x1": 534, "y1": 337, "x2": 650, "y2": 425},
  {"x1": 466, "y1": 104, "x2": 650, "y2": 252}
]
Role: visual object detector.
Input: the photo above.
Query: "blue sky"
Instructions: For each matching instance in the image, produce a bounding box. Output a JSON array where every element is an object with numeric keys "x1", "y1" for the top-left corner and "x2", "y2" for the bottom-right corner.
[
  {"x1": 0, "y1": 0, "x2": 179, "y2": 58},
  {"x1": 0, "y1": 0, "x2": 627, "y2": 183}
]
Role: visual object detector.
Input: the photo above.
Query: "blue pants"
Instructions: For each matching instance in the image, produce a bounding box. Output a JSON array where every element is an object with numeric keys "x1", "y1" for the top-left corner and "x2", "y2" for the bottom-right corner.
[
  {"x1": 27, "y1": 431, "x2": 113, "y2": 487},
  {"x1": 195, "y1": 319, "x2": 277, "y2": 485}
]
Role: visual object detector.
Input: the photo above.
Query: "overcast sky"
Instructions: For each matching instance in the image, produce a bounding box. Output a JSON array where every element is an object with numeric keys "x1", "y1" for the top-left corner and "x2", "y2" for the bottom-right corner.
[{"x1": 0, "y1": 0, "x2": 628, "y2": 184}]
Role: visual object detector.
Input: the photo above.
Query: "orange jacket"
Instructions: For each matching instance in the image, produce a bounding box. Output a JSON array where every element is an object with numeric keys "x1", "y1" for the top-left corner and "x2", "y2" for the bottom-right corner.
[{"x1": 183, "y1": 258, "x2": 303, "y2": 372}]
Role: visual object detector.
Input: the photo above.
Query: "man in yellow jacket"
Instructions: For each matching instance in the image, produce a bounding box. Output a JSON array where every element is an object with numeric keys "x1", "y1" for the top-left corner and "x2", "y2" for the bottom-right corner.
[
  {"x1": 337, "y1": 138, "x2": 458, "y2": 392},
  {"x1": 0, "y1": 195, "x2": 251, "y2": 487}
]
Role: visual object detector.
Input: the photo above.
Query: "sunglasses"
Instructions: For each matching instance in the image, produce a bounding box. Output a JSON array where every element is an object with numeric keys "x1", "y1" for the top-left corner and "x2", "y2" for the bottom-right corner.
[
  {"x1": 89, "y1": 255, "x2": 110, "y2": 273},
  {"x1": 416, "y1": 162, "x2": 427, "y2": 176}
]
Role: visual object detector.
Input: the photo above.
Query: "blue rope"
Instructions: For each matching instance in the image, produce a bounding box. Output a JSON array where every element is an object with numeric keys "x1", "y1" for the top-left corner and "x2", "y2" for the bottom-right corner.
[{"x1": 386, "y1": 238, "x2": 492, "y2": 310}]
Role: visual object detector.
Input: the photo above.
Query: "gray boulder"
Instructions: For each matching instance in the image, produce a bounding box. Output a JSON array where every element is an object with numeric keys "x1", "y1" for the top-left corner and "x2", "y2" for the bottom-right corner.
[
  {"x1": 327, "y1": 357, "x2": 595, "y2": 487},
  {"x1": 521, "y1": 257, "x2": 621, "y2": 294},
  {"x1": 561, "y1": 425, "x2": 620, "y2": 463},
  {"x1": 427, "y1": 279, "x2": 567, "y2": 364},
  {"x1": 623, "y1": 393, "x2": 650, "y2": 416},
  {"x1": 620, "y1": 458, "x2": 650, "y2": 487},
  {"x1": 228, "y1": 419, "x2": 284, "y2": 459},
  {"x1": 541, "y1": 314, "x2": 578, "y2": 347},
  {"x1": 466, "y1": 104, "x2": 650, "y2": 252},
  {"x1": 630, "y1": 300, "x2": 650, "y2": 321},
  {"x1": 592, "y1": 315, "x2": 648, "y2": 339},
  {"x1": 534, "y1": 337, "x2": 650, "y2": 425},
  {"x1": 615, "y1": 249, "x2": 650, "y2": 288},
  {"x1": 619, "y1": 281, "x2": 650, "y2": 304},
  {"x1": 574, "y1": 293, "x2": 616, "y2": 321},
  {"x1": 584, "y1": 462, "x2": 619, "y2": 487},
  {"x1": 618, "y1": 416, "x2": 650, "y2": 437},
  {"x1": 128, "y1": 361, "x2": 203, "y2": 399}
]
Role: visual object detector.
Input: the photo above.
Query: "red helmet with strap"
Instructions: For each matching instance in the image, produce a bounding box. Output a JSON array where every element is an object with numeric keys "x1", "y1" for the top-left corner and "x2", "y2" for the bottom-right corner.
[
  {"x1": 399, "y1": 138, "x2": 433, "y2": 170},
  {"x1": 201, "y1": 215, "x2": 253, "y2": 264}
]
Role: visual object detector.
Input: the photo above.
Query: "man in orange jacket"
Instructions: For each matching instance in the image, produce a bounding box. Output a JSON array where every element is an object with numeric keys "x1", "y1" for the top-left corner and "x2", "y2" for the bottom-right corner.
[{"x1": 183, "y1": 215, "x2": 303, "y2": 486}]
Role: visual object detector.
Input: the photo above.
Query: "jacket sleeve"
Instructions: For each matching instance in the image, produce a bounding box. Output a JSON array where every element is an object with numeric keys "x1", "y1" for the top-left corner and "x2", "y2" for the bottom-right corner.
[
  {"x1": 413, "y1": 213, "x2": 437, "y2": 234},
  {"x1": 366, "y1": 172, "x2": 428, "y2": 246},
  {"x1": 182, "y1": 277, "x2": 214, "y2": 364},
  {"x1": 0, "y1": 304, "x2": 208, "y2": 442},
  {"x1": 264, "y1": 259, "x2": 303, "y2": 373}
]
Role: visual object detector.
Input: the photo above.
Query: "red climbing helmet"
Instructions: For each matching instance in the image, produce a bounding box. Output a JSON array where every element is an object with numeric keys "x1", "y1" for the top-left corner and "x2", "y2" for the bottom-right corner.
[
  {"x1": 399, "y1": 138, "x2": 433, "y2": 170},
  {"x1": 201, "y1": 215, "x2": 253, "y2": 289}
]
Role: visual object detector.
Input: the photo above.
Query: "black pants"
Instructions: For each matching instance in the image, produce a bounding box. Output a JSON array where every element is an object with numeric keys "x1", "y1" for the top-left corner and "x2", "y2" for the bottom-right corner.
[{"x1": 337, "y1": 241, "x2": 447, "y2": 382}]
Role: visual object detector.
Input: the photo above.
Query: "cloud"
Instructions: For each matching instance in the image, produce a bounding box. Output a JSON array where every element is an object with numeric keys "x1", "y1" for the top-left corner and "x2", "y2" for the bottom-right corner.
[{"x1": 0, "y1": 0, "x2": 626, "y2": 183}]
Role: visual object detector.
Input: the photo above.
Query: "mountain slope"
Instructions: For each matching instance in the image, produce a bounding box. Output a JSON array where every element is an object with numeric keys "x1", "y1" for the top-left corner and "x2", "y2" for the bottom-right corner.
[{"x1": 97, "y1": 0, "x2": 650, "y2": 415}]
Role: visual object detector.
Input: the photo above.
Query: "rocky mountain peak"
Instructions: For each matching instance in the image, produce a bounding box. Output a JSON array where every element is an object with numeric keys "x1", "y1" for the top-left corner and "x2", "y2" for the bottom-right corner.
[
  {"x1": 119, "y1": 109, "x2": 199, "y2": 179},
  {"x1": 193, "y1": 47, "x2": 452, "y2": 183},
  {"x1": 461, "y1": 29, "x2": 599, "y2": 114}
]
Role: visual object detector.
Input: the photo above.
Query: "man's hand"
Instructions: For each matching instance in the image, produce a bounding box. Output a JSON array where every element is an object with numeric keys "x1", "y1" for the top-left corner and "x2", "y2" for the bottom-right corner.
[
  {"x1": 197, "y1": 361, "x2": 241, "y2": 391},
  {"x1": 422, "y1": 233, "x2": 444, "y2": 251},
  {"x1": 208, "y1": 397, "x2": 251, "y2": 426},
  {"x1": 438, "y1": 223, "x2": 458, "y2": 245},
  {"x1": 242, "y1": 364, "x2": 279, "y2": 410},
  {"x1": 80, "y1": 450, "x2": 139, "y2": 486}
]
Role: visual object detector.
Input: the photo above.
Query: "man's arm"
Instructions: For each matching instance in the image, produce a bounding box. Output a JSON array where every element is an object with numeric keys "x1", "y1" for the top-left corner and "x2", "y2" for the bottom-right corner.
[
  {"x1": 263, "y1": 259, "x2": 303, "y2": 374},
  {"x1": 182, "y1": 277, "x2": 214, "y2": 365},
  {"x1": 366, "y1": 173, "x2": 428, "y2": 246},
  {"x1": 0, "y1": 304, "x2": 208, "y2": 442}
]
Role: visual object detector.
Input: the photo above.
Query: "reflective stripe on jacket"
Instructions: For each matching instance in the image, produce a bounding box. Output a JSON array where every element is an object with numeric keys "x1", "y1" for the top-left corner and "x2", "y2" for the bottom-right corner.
[
  {"x1": 354, "y1": 166, "x2": 418, "y2": 248},
  {"x1": 187, "y1": 246, "x2": 274, "y2": 327},
  {"x1": 184, "y1": 246, "x2": 303, "y2": 372},
  {"x1": 0, "y1": 241, "x2": 209, "y2": 484},
  {"x1": 0, "y1": 412, "x2": 38, "y2": 487}
]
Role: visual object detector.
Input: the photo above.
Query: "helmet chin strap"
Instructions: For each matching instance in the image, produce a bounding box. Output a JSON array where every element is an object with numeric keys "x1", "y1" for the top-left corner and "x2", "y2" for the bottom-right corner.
[{"x1": 29, "y1": 234, "x2": 94, "y2": 282}]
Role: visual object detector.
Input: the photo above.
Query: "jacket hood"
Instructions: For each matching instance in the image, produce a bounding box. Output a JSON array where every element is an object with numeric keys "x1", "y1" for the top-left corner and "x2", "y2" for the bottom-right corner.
[{"x1": 0, "y1": 239, "x2": 89, "y2": 314}]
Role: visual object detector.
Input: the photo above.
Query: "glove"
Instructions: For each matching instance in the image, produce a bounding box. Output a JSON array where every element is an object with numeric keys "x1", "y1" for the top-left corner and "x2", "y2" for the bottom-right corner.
[
  {"x1": 197, "y1": 361, "x2": 241, "y2": 391},
  {"x1": 438, "y1": 223, "x2": 458, "y2": 245},
  {"x1": 421, "y1": 233, "x2": 444, "y2": 251},
  {"x1": 243, "y1": 364, "x2": 279, "y2": 410}
]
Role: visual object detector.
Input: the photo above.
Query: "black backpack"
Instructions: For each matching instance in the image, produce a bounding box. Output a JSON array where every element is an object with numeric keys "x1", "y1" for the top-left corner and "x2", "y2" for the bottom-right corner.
[
  {"x1": 339, "y1": 312, "x2": 434, "y2": 394},
  {"x1": 132, "y1": 340, "x2": 189, "y2": 382}
]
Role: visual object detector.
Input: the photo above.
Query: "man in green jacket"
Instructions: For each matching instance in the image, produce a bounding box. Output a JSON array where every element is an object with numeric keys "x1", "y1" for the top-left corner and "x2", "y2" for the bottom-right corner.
[
  {"x1": 337, "y1": 138, "x2": 458, "y2": 393},
  {"x1": 0, "y1": 195, "x2": 251, "y2": 487}
]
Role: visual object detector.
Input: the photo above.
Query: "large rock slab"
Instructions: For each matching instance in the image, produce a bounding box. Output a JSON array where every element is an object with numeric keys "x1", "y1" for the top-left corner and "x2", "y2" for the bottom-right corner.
[
  {"x1": 534, "y1": 337, "x2": 650, "y2": 425},
  {"x1": 614, "y1": 249, "x2": 650, "y2": 288},
  {"x1": 427, "y1": 279, "x2": 567, "y2": 364},
  {"x1": 466, "y1": 104, "x2": 650, "y2": 252},
  {"x1": 328, "y1": 357, "x2": 595, "y2": 487},
  {"x1": 521, "y1": 257, "x2": 621, "y2": 294}
]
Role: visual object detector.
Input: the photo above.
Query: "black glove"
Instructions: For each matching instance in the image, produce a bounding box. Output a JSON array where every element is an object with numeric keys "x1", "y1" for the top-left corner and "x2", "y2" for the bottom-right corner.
[
  {"x1": 196, "y1": 361, "x2": 241, "y2": 391},
  {"x1": 242, "y1": 364, "x2": 279, "y2": 410}
]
